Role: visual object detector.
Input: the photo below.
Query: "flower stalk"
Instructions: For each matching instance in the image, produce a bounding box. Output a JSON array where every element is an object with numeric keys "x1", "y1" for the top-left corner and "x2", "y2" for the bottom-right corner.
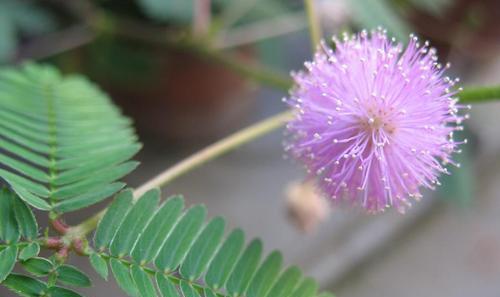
[
  {"x1": 69, "y1": 110, "x2": 293, "y2": 237},
  {"x1": 304, "y1": 0, "x2": 322, "y2": 48}
]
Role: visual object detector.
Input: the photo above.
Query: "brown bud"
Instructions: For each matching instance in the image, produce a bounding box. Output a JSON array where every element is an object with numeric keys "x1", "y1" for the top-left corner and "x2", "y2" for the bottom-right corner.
[{"x1": 286, "y1": 179, "x2": 330, "y2": 233}]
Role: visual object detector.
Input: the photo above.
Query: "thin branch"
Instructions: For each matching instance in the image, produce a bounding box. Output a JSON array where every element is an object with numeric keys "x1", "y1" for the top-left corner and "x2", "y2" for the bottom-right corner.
[
  {"x1": 215, "y1": 12, "x2": 308, "y2": 49},
  {"x1": 458, "y1": 86, "x2": 500, "y2": 103},
  {"x1": 90, "y1": 13, "x2": 293, "y2": 91},
  {"x1": 14, "y1": 25, "x2": 94, "y2": 63},
  {"x1": 68, "y1": 111, "x2": 293, "y2": 237},
  {"x1": 216, "y1": 0, "x2": 262, "y2": 32},
  {"x1": 193, "y1": 0, "x2": 212, "y2": 36},
  {"x1": 133, "y1": 111, "x2": 293, "y2": 197},
  {"x1": 304, "y1": 0, "x2": 322, "y2": 49}
]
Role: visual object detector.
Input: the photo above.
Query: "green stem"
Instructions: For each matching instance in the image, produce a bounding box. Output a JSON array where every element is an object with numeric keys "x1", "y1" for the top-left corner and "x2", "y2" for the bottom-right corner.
[
  {"x1": 304, "y1": 0, "x2": 322, "y2": 49},
  {"x1": 69, "y1": 111, "x2": 293, "y2": 237},
  {"x1": 91, "y1": 12, "x2": 292, "y2": 91},
  {"x1": 458, "y1": 86, "x2": 500, "y2": 103}
]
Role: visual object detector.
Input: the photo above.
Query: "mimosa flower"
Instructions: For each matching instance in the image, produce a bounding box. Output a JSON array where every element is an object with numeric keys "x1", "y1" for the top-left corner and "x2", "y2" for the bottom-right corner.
[{"x1": 285, "y1": 29, "x2": 469, "y2": 213}]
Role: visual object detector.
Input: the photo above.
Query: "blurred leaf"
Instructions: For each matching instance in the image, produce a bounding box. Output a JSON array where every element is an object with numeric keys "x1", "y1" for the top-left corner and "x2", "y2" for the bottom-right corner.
[
  {"x1": 349, "y1": 0, "x2": 411, "y2": 41},
  {"x1": 0, "y1": 10, "x2": 16, "y2": 62},
  {"x1": 9, "y1": 1, "x2": 56, "y2": 34},
  {"x1": 438, "y1": 131, "x2": 474, "y2": 207},
  {"x1": 0, "y1": 0, "x2": 56, "y2": 63},
  {"x1": 0, "y1": 64, "x2": 140, "y2": 212},
  {"x1": 137, "y1": 0, "x2": 193, "y2": 24},
  {"x1": 408, "y1": 0, "x2": 452, "y2": 16}
]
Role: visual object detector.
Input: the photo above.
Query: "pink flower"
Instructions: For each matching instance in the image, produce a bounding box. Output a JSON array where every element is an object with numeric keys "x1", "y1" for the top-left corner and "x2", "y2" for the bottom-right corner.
[{"x1": 285, "y1": 29, "x2": 469, "y2": 213}]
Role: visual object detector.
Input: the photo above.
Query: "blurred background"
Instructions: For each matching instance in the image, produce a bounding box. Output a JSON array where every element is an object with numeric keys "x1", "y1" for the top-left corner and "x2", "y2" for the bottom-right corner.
[{"x1": 1, "y1": 0, "x2": 500, "y2": 296}]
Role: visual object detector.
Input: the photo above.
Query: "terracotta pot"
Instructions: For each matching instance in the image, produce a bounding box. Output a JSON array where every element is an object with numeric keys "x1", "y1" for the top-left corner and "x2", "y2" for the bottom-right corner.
[{"x1": 56, "y1": 36, "x2": 257, "y2": 144}]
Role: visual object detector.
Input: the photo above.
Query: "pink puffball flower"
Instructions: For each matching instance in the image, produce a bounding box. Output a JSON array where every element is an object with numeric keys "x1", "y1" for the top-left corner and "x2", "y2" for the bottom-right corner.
[{"x1": 284, "y1": 29, "x2": 469, "y2": 213}]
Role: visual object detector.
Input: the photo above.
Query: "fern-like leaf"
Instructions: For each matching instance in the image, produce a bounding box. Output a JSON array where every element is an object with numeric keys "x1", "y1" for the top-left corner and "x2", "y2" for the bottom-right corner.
[
  {"x1": 0, "y1": 64, "x2": 141, "y2": 212},
  {"x1": 0, "y1": 188, "x2": 39, "y2": 281},
  {"x1": 91, "y1": 189, "x2": 334, "y2": 297},
  {"x1": 1, "y1": 188, "x2": 92, "y2": 296}
]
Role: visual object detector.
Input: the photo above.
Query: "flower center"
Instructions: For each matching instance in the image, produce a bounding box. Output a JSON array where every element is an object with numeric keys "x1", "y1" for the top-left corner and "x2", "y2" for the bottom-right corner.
[{"x1": 360, "y1": 108, "x2": 396, "y2": 135}]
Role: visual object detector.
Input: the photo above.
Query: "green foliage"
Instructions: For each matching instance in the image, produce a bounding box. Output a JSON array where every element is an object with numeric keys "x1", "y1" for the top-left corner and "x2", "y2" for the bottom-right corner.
[
  {"x1": 0, "y1": 64, "x2": 140, "y2": 213},
  {"x1": 349, "y1": 0, "x2": 411, "y2": 41},
  {"x1": 0, "y1": 188, "x2": 92, "y2": 296},
  {"x1": 91, "y1": 189, "x2": 333, "y2": 297},
  {"x1": 0, "y1": 188, "x2": 39, "y2": 282},
  {"x1": 0, "y1": 0, "x2": 56, "y2": 62},
  {"x1": 136, "y1": 0, "x2": 193, "y2": 24},
  {"x1": 407, "y1": 0, "x2": 452, "y2": 16},
  {"x1": 438, "y1": 130, "x2": 474, "y2": 206},
  {"x1": 0, "y1": 63, "x2": 335, "y2": 296}
]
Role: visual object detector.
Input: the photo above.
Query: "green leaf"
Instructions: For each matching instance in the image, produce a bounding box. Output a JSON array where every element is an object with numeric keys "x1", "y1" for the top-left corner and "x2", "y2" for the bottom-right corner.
[
  {"x1": 349, "y1": 0, "x2": 411, "y2": 41},
  {"x1": 12, "y1": 193, "x2": 38, "y2": 240},
  {"x1": 21, "y1": 257, "x2": 53, "y2": 277},
  {"x1": 267, "y1": 266, "x2": 303, "y2": 297},
  {"x1": 155, "y1": 205, "x2": 207, "y2": 272},
  {"x1": 46, "y1": 286, "x2": 84, "y2": 297},
  {"x1": 408, "y1": 0, "x2": 451, "y2": 16},
  {"x1": 90, "y1": 253, "x2": 108, "y2": 280},
  {"x1": 110, "y1": 258, "x2": 139, "y2": 297},
  {"x1": 226, "y1": 239, "x2": 263, "y2": 296},
  {"x1": 0, "y1": 64, "x2": 140, "y2": 212},
  {"x1": 18, "y1": 242, "x2": 40, "y2": 261},
  {"x1": 0, "y1": 245, "x2": 18, "y2": 282},
  {"x1": 180, "y1": 217, "x2": 225, "y2": 280},
  {"x1": 2, "y1": 274, "x2": 47, "y2": 296},
  {"x1": 9, "y1": 0, "x2": 56, "y2": 35},
  {"x1": 291, "y1": 278, "x2": 318, "y2": 297},
  {"x1": 156, "y1": 273, "x2": 179, "y2": 297},
  {"x1": 130, "y1": 265, "x2": 157, "y2": 297},
  {"x1": 137, "y1": 0, "x2": 193, "y2": 24},
  {"x1": 205, "y1": 229, "x2": 245, "y2": 289},
  {"x1": 132, "y1": 195, "x2": 184, "y2": 264},
  {"x1": 90, "y1": 190, "x2": 335, "y2": 297},
  {"x1": 204, "y1": 288, "x2": 217, "y2": 297},
  {"x1": 0, "y1": 188, "x2": 20, "y2": 243},
  {"x1": 180, "y1": 281, "x2": 201, "y2": 297},
  {"x1": 246, "y1": 251, "x2": 283, "y2": 297},
  {"x1": 56, "y1": 265, "x2": 92, "y2": 287},
  {"x1": 52, "y1": 182, "x2": 127, "y2": 213},
  {"x1": 0, "y1": 8, "x2": 16, "y2": 62},
  {"x1": 110, "y1": 189, "x2": 160, "y2": 257},
  {"x1": 438, "y1": 131, "x2": 474, "y2": 207},
  {"x1": 317, "y1": 293, "x2": 336, "y2": 297},
  {"x1": 10, "y1": 183, "x2": 51, "y2": 211},
  {"x1": 94, "y1": 190, "x2": 134, "y2": 251}
]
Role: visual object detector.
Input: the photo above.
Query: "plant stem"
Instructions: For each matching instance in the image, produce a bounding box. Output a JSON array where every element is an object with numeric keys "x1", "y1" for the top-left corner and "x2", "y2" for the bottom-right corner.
[
  {"x1": 69, "y1": 111, "x2": 294, "y2": 237},
  {"x1": 304, "y1": 0, "x2": 322, "y2": 49},
  {"x1": 134, "y1": 110, "x2": 293, "y2": 196},
  {"x1": 458, "y1": 86, "x2": 500, "y2": 103},
  {"x1": 91, "y1": 13, "x2": 293, "y2": 91},
  {"x1": 193, "y1": 0, "x2": 211, "y2": 36},
  {"x1": 215, "y1": 11, "x2": 308, "y2": 49}
]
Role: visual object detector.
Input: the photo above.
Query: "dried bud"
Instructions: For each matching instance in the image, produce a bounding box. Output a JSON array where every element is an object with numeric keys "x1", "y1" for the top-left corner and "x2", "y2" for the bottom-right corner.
[{"x1": 286, "y1": 179, "x2": 330, "y2": 232}]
